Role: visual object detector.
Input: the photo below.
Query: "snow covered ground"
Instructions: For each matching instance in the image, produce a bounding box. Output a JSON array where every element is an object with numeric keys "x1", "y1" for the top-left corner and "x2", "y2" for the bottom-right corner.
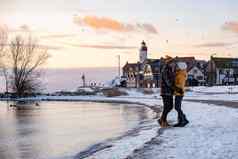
[
  {"x1": 189, "y1": 85, "x2": 238, "y2": 93},
  {"x1": 7, "y1": 86, "x2": 238, "y2": 159},
  {"x1": 85, "y1": 121, "x2": 158, "y2": 159},
  {"x1": 185, "y1": 86, "x2": 238, "y2": 101},
  {"x1": 122, "y1": 86, "x2": 238, "y2": 102},
  {"x1": 128, "y1": 102, "x2": 238, "y2": 159}
]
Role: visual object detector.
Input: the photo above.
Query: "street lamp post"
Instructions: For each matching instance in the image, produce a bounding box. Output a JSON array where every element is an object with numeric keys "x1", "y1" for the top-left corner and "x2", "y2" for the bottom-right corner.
[
  {"x1": 136, "y1": 62, "x2": 140, "y2": 88},
  {"x1": 210, "y1": 53, "x2": 216, "y2": 86},
  {"x1": 117, "y1": 55, "x2": 121, "y2": 77}
]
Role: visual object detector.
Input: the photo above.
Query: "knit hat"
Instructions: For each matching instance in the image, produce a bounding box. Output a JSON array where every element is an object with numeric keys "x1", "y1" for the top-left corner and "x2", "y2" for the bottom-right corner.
[{"x1": 177, "y1": 62, "x2": 187, "y2": 70}]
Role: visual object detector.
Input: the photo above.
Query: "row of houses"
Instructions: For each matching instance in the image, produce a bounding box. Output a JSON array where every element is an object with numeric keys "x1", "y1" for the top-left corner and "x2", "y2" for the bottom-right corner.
[
  {"x1": 122, "y1": 41, "x2": 238, "y2": 88},
  {"x1": 207, "y1": 57, "x2": 238, "y2": 86}
]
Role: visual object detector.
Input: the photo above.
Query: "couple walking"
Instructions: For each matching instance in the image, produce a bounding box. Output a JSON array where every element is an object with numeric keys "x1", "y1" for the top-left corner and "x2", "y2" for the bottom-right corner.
[{"x1": 158, "y1": 56, "x2": 189, "y2": 128}]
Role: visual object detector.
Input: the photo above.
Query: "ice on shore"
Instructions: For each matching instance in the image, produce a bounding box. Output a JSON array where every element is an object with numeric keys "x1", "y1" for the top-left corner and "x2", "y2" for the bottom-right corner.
[{"x1": 87, "y1": 121, "x2": 158, "y2": 159}]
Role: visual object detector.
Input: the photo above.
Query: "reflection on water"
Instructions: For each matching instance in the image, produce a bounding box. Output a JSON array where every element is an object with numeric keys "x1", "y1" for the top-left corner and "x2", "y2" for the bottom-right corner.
[{"x1": 0, "y1": 101, "x2": 153, "y2": 159}]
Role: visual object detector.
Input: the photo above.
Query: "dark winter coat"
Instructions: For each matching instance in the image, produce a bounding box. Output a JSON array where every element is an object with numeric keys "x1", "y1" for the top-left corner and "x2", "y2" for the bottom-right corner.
[{"x1": 160, "y1": 63, "x2": 175, "y2": 96}]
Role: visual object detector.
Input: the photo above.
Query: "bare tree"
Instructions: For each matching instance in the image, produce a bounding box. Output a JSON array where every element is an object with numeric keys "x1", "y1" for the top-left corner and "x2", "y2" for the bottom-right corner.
[
  {"x1": 0, "y1": 63, "x2": 9, "y2": 94},
  {"x1": 0, "y1": 26, "x2": 9, "y2": 94},
  {"x1": 8, "y1": 35, "x2": 50, "y2": 97},
  {"x1": 0, "y1": 25, "x2": 7, "y2": 53}
]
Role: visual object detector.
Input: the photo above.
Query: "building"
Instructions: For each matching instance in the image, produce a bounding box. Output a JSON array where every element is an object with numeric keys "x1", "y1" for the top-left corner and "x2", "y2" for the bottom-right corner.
[
  {"x1": 208, "y1": 57, "x2": 238, "y2": 85},
  {"x1": 141, "y1": 59, "x2": 161, "y2": 88},
  {"x1": 187, "y1": 66, "x2": 206, "y2": 86},
  {"x1": 122, "y1": 41, "x2": 161, "y2": 88},
  {"x1": 122, "y1": 62, "x2": 140, "y2": 88},
  {"x1": 122, "y1": 59, "x2": 161, "y2": 88},
  {"x1": 175, "y1": 57, "x2": 206, "y2": 86}
]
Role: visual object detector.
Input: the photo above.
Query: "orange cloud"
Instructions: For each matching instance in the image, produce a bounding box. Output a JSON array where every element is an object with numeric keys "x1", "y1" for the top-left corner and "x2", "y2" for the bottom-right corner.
[
  {"x1": 73, "y1": 15, "x2": 158, "y2": 34},
  {"x1": 223, "y1": 21, "x2": 238, "y2": 33},
  {"x1": 83, "y1": 16, "x2": 126, "y2": 32}
]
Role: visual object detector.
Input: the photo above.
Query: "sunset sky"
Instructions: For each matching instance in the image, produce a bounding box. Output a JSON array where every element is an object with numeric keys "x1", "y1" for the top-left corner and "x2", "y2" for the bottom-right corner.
[{"x1": 1, "y1": 0, "x2": 238, "y2": 68}]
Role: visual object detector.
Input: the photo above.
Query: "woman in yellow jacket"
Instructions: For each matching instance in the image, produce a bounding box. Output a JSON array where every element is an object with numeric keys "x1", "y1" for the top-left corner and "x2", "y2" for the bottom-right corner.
[{"x1": 173, "y1": 62, "x2": 189, "y2": 127}]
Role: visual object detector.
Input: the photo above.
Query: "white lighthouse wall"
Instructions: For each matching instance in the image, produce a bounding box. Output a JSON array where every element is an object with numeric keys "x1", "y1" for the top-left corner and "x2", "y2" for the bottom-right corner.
[{"x1": 140, "y1": 50, "x2": 147, "y2": 63}]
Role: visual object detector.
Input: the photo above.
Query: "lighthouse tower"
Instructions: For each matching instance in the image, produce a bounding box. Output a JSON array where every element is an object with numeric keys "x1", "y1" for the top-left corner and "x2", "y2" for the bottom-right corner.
[{"x1": 139, "y1": 41, "x2": 148, "y2": 63}]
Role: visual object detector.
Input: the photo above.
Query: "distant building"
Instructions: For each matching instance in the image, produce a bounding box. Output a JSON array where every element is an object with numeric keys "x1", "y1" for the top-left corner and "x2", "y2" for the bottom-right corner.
[
  {"x1": 141, "y1": 59, "x2": 161, "y2": 88},
  {"x1": 122, "y1": 41, "x2": 161, "y2": 88},
  {"x1": 208, "y1": 57, "x2": 238, "y2": 85},
  {"x1": 187, "y1": 66, "x2": 205, "y2": 86},
  {"x1": 175, "y1": 57, "x2": 206, "y2": 86},
  {"x1": 122, "y1": 62, "x2": 140, "y2": 88}
]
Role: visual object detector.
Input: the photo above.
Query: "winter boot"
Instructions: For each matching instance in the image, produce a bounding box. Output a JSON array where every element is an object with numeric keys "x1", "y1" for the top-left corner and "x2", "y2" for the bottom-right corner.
[
  {"x1": 180, "y1": 115, "x2": 189, "y2": 127},
  {"x1": 173, "y1": 116, "x2": 182, "y2": 127},
  {"x1": 174, "y1": 115, "x2": 189, "y2": 127},
  {"x1": 158, "y1": 118, "x2": 170, "y2": 128}
]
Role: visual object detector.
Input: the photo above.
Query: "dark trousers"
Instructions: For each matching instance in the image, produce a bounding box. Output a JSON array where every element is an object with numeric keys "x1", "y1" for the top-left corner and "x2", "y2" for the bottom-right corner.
[
  {"x1": 175, "y1": 96, "x2": 185, "y2": 121},
  {"x1": 161, "y1": 95, "x2": 186, "y2": 122},
  {"x1": 161, "y1": 95, "x2": 173, "y2": 122}
]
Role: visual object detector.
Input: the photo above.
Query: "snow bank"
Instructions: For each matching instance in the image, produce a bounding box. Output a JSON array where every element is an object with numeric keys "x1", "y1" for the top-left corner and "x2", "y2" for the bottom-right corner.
[
  {"x1": 185, "y1": 87, "x2": 238, "y2": 102},
  {"x1": 189, "y1": 86, "x2": 238, "y2": 93},
  {"x1": 77, "y1": 87, "x2": 95, "y2": 93}
]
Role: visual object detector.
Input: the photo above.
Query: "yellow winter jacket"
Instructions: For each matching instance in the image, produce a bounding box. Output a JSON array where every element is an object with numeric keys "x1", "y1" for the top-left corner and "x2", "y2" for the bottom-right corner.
[{"x1": 174, "y1": 70, "x2": 187, "y2": 96}]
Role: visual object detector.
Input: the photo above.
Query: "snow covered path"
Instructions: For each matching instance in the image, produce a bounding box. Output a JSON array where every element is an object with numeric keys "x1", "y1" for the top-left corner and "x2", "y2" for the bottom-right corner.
[{"x1": 128, "y1": 101, "x2": 238, "y2": 159}]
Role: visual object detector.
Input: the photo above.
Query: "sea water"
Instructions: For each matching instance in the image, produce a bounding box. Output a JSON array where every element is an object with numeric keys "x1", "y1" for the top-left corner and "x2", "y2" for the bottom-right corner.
[{"x1": 0, "y1": 101, "x2": 153, "y2": 159}]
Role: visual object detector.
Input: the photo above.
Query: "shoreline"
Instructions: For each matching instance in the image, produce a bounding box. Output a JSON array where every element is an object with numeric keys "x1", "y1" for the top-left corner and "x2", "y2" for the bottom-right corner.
[
  {"x1": 0, "y1": 96, "x2": 162, "y2": 114},
  {"x1": 75, "y1": 109, "x2": 157, "y2": 159}
]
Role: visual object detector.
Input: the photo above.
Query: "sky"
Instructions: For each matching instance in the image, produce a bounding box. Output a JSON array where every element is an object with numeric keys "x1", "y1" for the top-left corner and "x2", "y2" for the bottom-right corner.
[{"x1": 0, "y1": 0, "x2": 238, "y2": 68}]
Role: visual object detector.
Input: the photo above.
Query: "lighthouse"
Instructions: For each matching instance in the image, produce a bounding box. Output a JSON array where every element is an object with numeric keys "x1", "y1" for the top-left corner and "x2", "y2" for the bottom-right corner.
[{"x1": 139, "y1": 41, "x2": 148, "y2": 63}]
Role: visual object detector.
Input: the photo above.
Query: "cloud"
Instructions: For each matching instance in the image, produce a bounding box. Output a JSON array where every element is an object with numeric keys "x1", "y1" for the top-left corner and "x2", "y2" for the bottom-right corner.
[
  {"x1": 73, "y1": 15, "x2": 158, "y2": 34},
  {"x1": 194, "y1": 42, "x2": 235, "y2": 48},
  {"x1": 222, "y1": 21, "x2": 238, "y2": 33},
  {"x1": 0, "y1": 43, "x2": 62, "y2": 50},
  {"x1": 78, "y1": 44, "x2": 137, "y2": 50},
  {"x1": 137, "y1": 23, "x2": 158, "y2": 34},
  {"x1": 40, "y1": 34, "x2": 77, "y2": 39},
  {"x1": 40, "y1": 44, "x2": 62, "y2": 50},
  {"x1": 63, "y1": 42, "x2": 137, "y2": 50},
  {"x1": 19, "y1": 24, "x2": 31, "y2": 31},
  {"x1": 81, "y1": 16, "x2": 126, "y2": 32}
]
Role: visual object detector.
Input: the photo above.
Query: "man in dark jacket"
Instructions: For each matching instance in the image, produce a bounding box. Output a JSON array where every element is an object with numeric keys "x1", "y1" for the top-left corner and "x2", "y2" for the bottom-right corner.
[{"x1": 158, "y1": 56, "x2": 176, "y2": 127}]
